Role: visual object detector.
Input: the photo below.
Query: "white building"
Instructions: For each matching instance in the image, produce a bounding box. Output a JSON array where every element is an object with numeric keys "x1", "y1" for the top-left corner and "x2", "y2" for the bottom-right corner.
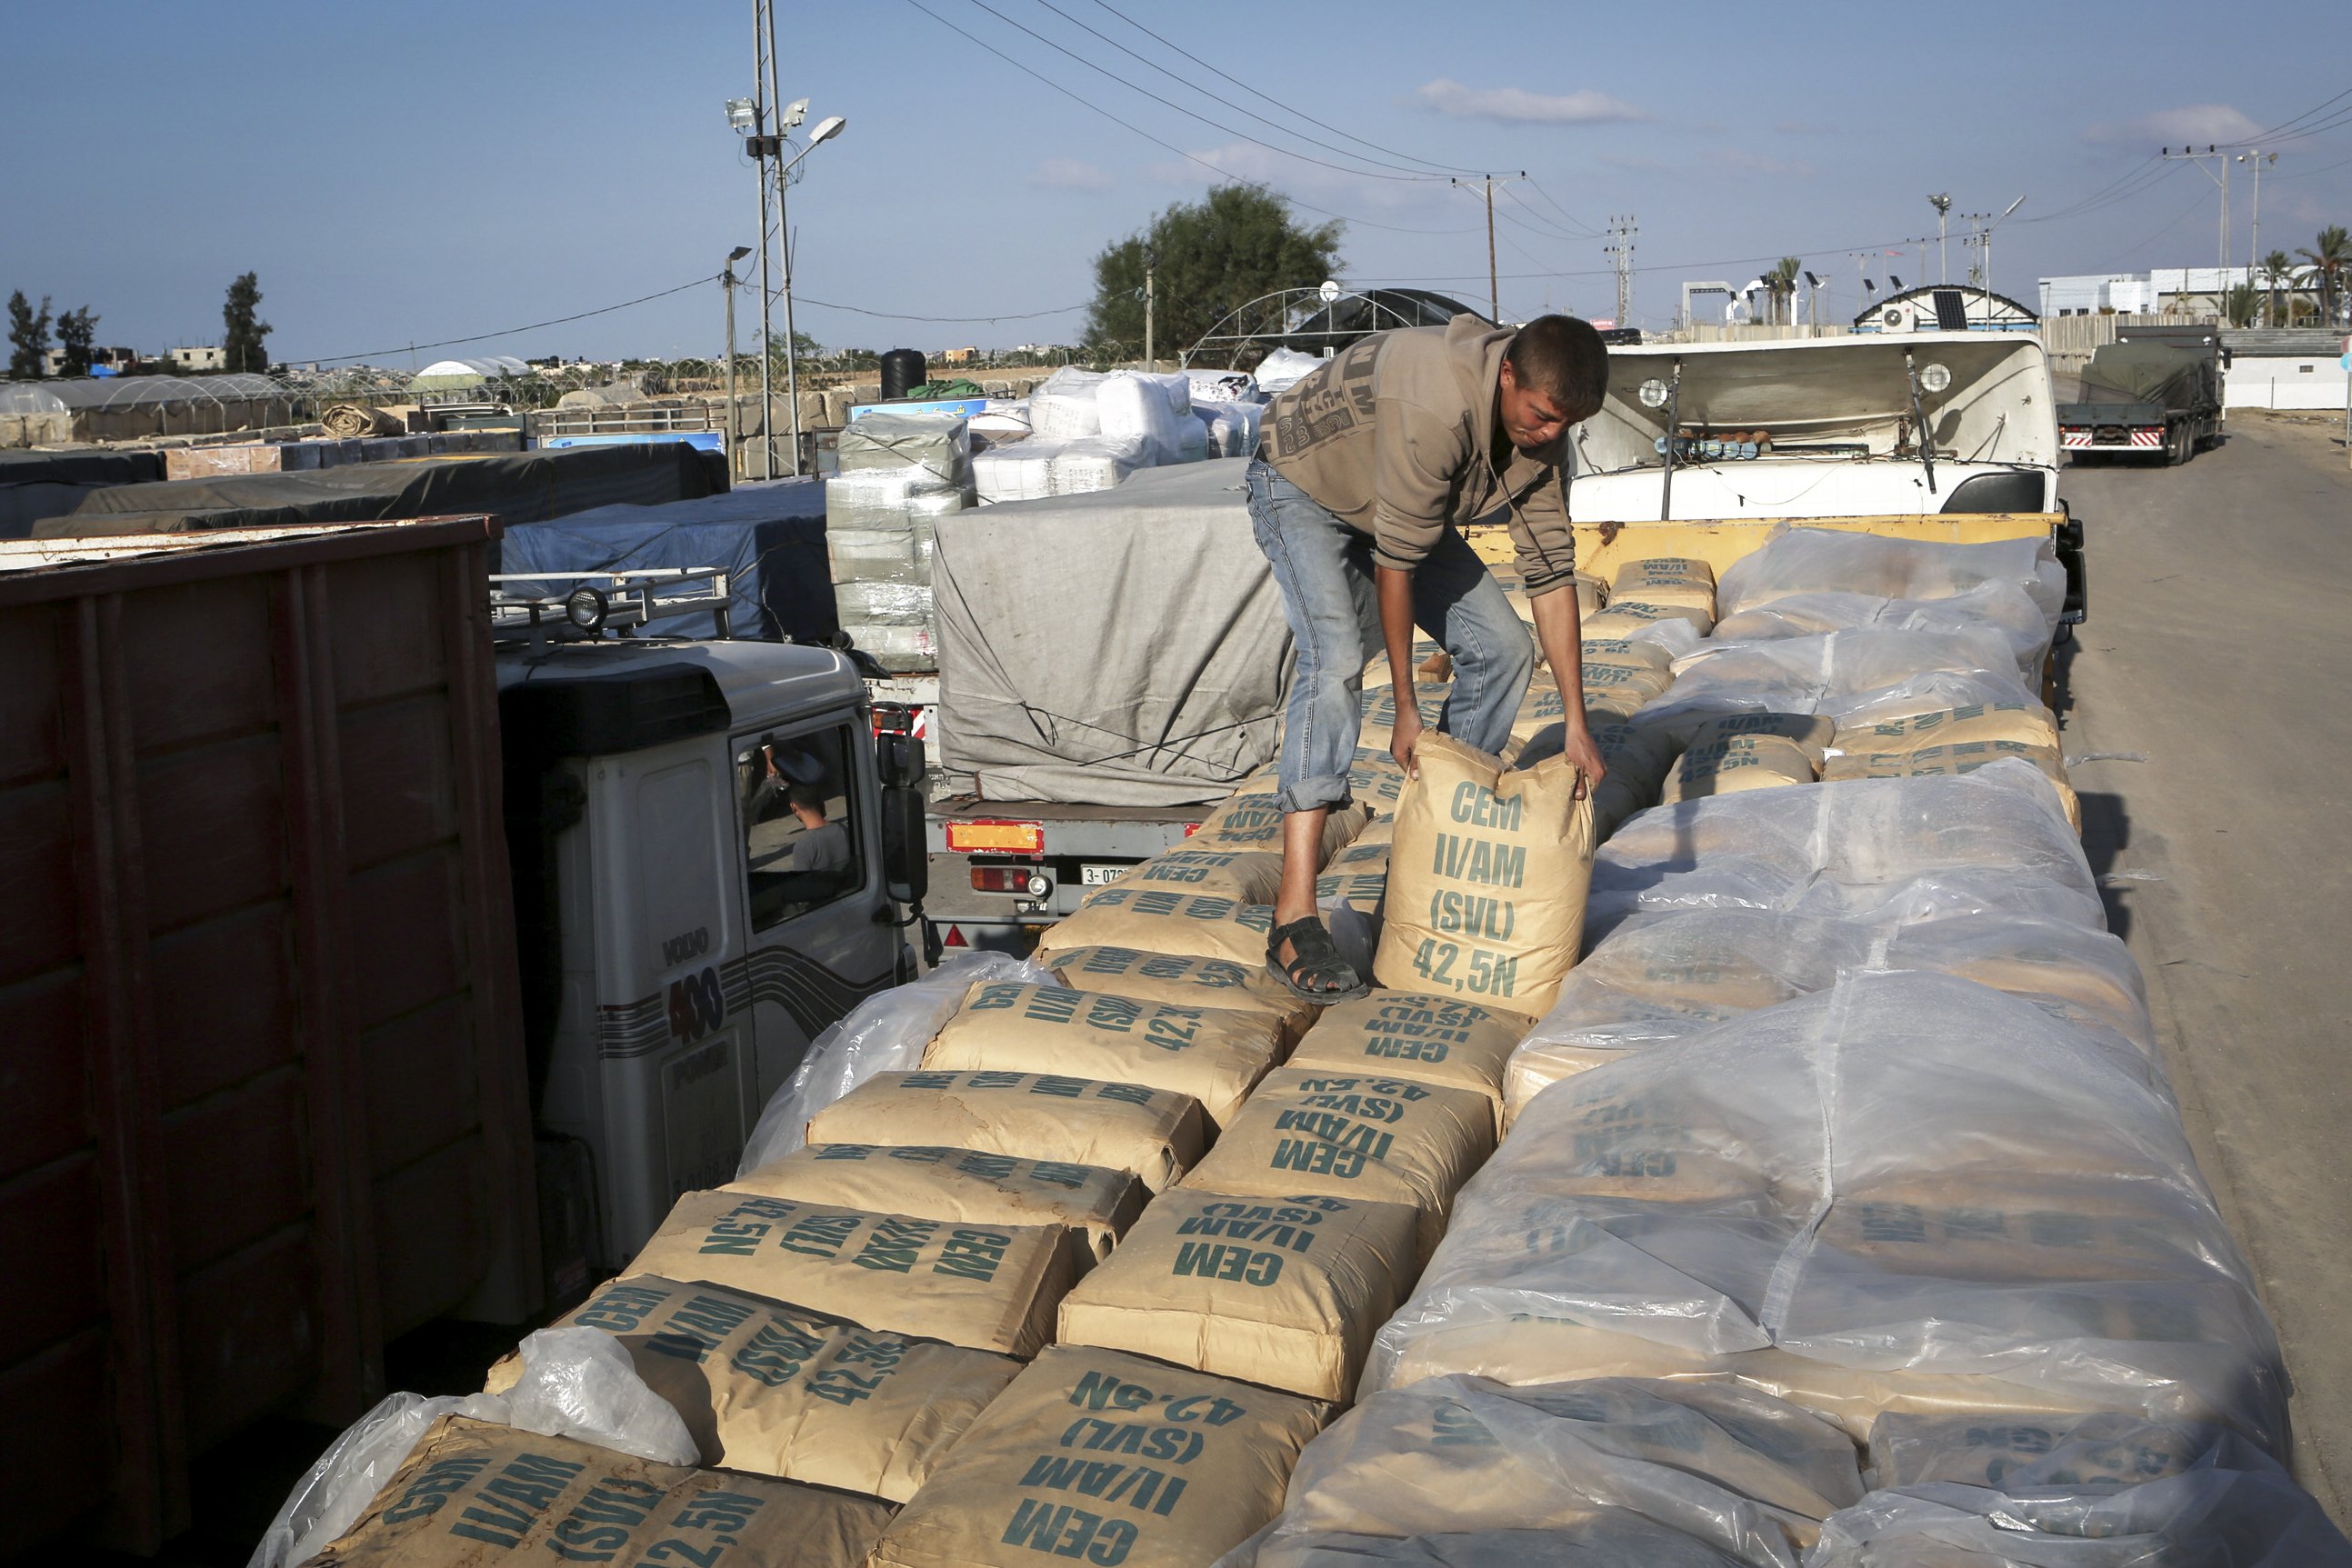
[
  {"x1": 2039, "y1": 267, "x2": 2266, "y2": 318},
  {"x1": 2221, "y1": 329, "x2": 2348, "y2": 411}
]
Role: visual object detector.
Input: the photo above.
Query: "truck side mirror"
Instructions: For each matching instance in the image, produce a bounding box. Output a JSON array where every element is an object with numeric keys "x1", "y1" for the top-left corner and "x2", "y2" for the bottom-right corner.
[{"x1": 881, "y1": 784, "x2": 928, "y2": 905}]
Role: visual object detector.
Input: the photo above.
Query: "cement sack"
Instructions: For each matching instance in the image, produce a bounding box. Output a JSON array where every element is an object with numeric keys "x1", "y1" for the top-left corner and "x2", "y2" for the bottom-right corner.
[
  {"x1": 1505, "y1": 910, "x2": 2156, "y2": 1117},
  {"x1": 866, "y1": 1344, "x2": 1327, "y2": 1568},
  {"x1": 926, "y1": 980, "x2": 1287, "y2": 1134},
  {"x1": 1808, "y1": 1463, "x2": 2352, "y2": 1566},
  {"x1": 838, "y1": 411, "x2": 975, "y2": 490},
  {"x1": 1827, "y1": 700, "x2": 2059, "y2": 757},
  {"x1": 1178, "y1": 1068, "x2": 1496, "y2": 1261},
  {"x1": 1608, "y1": 558, "x2": 1716, "y2": 620},
  {"x1": 1375, "y1": 732, "x2": 1596, "y2": 1018},
  {"x1": 1027, "y1": 366, "x2": 1108, "y2": 438},
  {"x1": 1823, "y1": 743, "x2": 2079, "y2": 831},
  {"x1": 1636, "y1": 629, "x2": 2022, "y2": 733},
  {"x1": 730, "y1": 1143, "x2": 1146, "y2": 1263},
  {"x1": 1316, "y1": 838, "x2": 1391, "y2": 910},
  {"x1": 805, "y1": 1069, "x2": 1206, "y2": 1193},
  {"x1": 1582, "y1": 599, "x2": 1714, "y2": 639},
  {"x1": 1056, "y1": 1190, "x2": 1421, "y2": 1400},
  {"x1": 1240, "y1": 1375, "x2": 1863, "y2": 1567},
  {"x1": 1356, "y1": 685, "x2": 1451, "y2": 753},
  {"x1": 1867, "y1": 1411, "x2": 2247, "y2": 1491},
  {"x1": 1656, "y1": 715, "x2": 1829, "y2": 804},
  {"x1": 479, "y1": 1275, "x2": 1016, "y2": 1501},
  {"x1": 1233, "y1": 1519, "x2": 1763, "y2": 1566},
  {"x1": 626, "y1": 1190, "x2": 1080, "y2": 1359},
  {"x1": 1586, "y1": 764, "x2": 2100, "y2": 936},
  {"x1": 1713, "y1": 525, "x2": 2066, "y2": 631},
  {"x1": 1046, "y1": 944, "x2": 1315, "y2": 1039},
  {"x1": 1365, "y1": 973, "x2": 2285, "y2": 1452},
  {"x1": 1710, "y1": 581, "x2": 2055, "y2": 683},
  {"x1": 289, "y1": 1415, "x2": 891, "y2": 1568},
  {"x1": 1194, "y1": 791, "x2": 1370, "y2": 861},
  {"x1": 1286, "y1": 992, "x2": 1529, "y2": 1131},
  {"x1": 1038, "y1": 889, "x2": 1277, "y2": 974},
  {"x1": 1515, "y1": 720, "x2": 1682, "y2": 843},
  {"x1": 1575, "y1": 658, "x2": 1674, "y2": 716},
  {"x1": 1089, "y1": 846, "x2": 1286, "y2": 905}
]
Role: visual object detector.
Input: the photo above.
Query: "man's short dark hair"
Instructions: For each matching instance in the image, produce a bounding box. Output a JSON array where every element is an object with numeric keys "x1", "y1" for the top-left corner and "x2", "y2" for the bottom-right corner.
[
  {"x1": 1504, "y1": 315, "x2": 1610, "y2": 413},
  {"x1": 786, "y1": 783, "x2": 828, "y2": 816}
]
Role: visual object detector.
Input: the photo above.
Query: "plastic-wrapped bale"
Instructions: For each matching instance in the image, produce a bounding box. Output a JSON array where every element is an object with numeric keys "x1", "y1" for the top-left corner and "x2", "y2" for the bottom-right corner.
[
  {"x1": 1194, "y1": 790, "x2": 1369, "y2": 862},
  {"x1": 1178, "y1": 1067, "x2": 1496, "y2": 1263},
  {"x1": 1502, "y1": 910, "x2": 2157, "y2": 1121},
  {"x1": 729, "y1": 1143, "x2": 1147, "y2": 1263},
  {"x1": 1713, "y1": 525, "x2": 2067, "y2": 633},
  {"x1": 477, "y1": 1275, "x2": 1018, "y2": 1501},
  {"x1": 1286, "y1": 992, "x2": 1530, "y2": 1134},
  {"x1": 1087, "y1": 845, "x2": 1287, "y2": 905},
  {"x1": 1586, "y1": 763, "x2": 2101, "y2": 937},
  {"x1": 285, "y1": 1415, "x2": 892, "y2": 1568},
  {"x1": 1186, "y1": 368, "x2": 1263, "y2": 406},
  {"x1": 1608, "y1": 558, "x2": 1716, "y2": 622},
  {"x1": 1056, "y1": 1190, "x2": 1422, "y2": 1400},
  {"x1": 1366, "y1": 971, "x2": 2287, "y2": 1453},
  {"x1": 1824, "y1": 741, "x2": 2080, "y2": 831},
  {"x1": 1236, "y1": 1375, "x2": 1866, "y2": 1568},
  {"x1": 1375, "y1": 733, "x2": 1596, "y2": 1018},
  {"x1": 926, "y1": 980, "x2": 1288, "y2": 1134},
  {"x1": 866, "y1": 1345, "x2": 1328, "y2": 1568},
  {"x1": 1026, "y1": 365, "x2": 1107, "y2": 438},
  {"x1": 973, "y1": 438, "x2": 1061, "y2": 503},
  {"x1": 1037, "y1": 889, "x2": 1277, "y2": 971},
  {"x1": 1198, "y1": 399, "x2": 1266, "y2": 458},
  {"x1": 838, "y1": 410, "x2": 975, "y2": 489},
  {"x1": 1046, "y1": 944, "x2": 1316, "y2": 1040},
  {"x1": 625, "y1": 1191, "x2": 1081, "y2": 1358},
  {"x1": 805, "y1": 1069, "x2": 1206, "y2": 1193},
  {"x1": 1711, "y1": 580, "x2": 2057, "y2": 683},
  {"x1": 1098, "y1": 372, "x2": 1193, "y2": 466},
  {"x1": 1811, "y1": 1437, "x2": 2352, "y2": 1564},
  {"x1": 1867, "y1": 1410, "x2": 2246, "y2": 1491},
  {"x1": 1658, "y1": 714, "x2": 1830, "y2": 804},
  {"x1": 1047, "y1": 435, "x2": 1149, "y2": 494},
  {"x1": 1636, "y1": 628, "x2": 2027, "y2": 734}
]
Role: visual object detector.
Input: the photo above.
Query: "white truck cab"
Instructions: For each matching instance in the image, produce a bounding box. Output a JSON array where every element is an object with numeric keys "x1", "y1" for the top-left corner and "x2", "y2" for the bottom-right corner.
[{"x1": 493, "y1": 575, "x2": 926, "y2": 1269}]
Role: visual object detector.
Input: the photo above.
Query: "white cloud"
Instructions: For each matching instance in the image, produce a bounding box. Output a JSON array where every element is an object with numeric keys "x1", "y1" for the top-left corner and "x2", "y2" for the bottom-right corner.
[
  {"x1": 1413, "y1": 78, "x2": 1647, "y2": 126},
  {"x1": 1713, "y1": 147, "x2": 1815, "y2": 179},
  {"x1": 1029, "y1": 157, "x2": 1112, "y2": 191},
  {"x1": 2084, "y1": 104, "x2": 2261, "y2": 148}
]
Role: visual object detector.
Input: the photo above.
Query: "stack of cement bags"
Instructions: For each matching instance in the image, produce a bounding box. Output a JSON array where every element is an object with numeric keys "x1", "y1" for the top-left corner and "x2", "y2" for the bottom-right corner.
[{"x1": 826, "y1": 410, "x2": 974, "y2": 671}]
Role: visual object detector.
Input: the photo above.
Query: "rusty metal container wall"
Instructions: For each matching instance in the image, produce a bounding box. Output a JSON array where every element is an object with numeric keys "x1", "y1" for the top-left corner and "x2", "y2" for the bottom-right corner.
[{"x1": 0, "y1": 517, "x2": 538, "y2": 1554}]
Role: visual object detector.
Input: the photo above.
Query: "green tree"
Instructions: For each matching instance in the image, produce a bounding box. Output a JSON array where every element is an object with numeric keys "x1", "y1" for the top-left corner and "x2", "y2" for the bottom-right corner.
[
  {"x1": 2223, "y1": 281, "x2": 2262, "y2": 327},
  {"x1": 2295, "y1": 225, "x2": 2350, "y2": 329},
  {"x1": 7, "y1": 290, "x2": 53, "y2": 378},
  {"x1": 56, "y1": 305, "x2": 98, "y2": 376},
  {"x1": 1764, "y1": 256, "x2": 1803, "y2": 326},
  {"x1": 2259, "y1": 249, "x2": 2295, "y2": 328},
  {"x1": 1085, "y1": 185, "x2": 1344, "y2": 364},
  {"x1": 223, "y1": 272, "x2": 272, "y2": 373}
]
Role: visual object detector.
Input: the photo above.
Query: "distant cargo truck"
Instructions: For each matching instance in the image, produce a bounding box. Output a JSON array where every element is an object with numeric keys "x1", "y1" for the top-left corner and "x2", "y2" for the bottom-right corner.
[{"x1": 2058, "y1": 329, "x2": 2224, "y2": 464}]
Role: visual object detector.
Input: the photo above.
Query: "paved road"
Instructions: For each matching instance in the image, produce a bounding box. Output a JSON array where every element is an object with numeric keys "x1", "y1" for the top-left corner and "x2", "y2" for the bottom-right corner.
[{"x1": 2057, "y1": 410, "x2": 2352, "y2": 1520}]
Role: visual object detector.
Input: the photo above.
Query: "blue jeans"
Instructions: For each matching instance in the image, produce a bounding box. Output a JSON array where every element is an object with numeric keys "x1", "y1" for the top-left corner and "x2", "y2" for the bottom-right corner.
[{"x1": 1247, "y1": 458, "x2": 1534, "y2": 814}]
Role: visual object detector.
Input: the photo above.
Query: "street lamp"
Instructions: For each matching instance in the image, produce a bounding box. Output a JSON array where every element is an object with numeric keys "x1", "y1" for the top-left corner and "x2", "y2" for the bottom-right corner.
[
  {"x1": 771, "y1": 115, "x2": 847, "y2": 477},
  {"x1": 721, "y1": 245, "x2": 751, "y2": 480}
]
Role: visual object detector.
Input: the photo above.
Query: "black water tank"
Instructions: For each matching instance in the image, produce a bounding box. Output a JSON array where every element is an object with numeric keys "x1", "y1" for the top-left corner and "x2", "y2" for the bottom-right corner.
[{"x1": 879, "y1": 348, "x2": 927, "y2": 401}]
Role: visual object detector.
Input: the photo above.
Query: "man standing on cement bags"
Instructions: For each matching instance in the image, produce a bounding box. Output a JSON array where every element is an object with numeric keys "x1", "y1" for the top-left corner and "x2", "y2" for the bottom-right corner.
[{"x1": 1248, "y1": 313, "x2": 1610, "y2": 1002}]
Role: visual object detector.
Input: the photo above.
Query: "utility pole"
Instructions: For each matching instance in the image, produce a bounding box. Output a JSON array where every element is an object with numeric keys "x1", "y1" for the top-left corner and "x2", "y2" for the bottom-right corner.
[
  {"x1": 1452, "y1": 172, "x2": 1525, "y2": 323},
  {"x1": 749, "y1": 0, "x2": 778, "y2": 478},
  {"x1": 1603, "y1": 215, "x2": 1637, "y2": 329},
  {"x1": 1929, "y1": 194, "x2": 1953, "y2": 283},
  {"x1": 721, "y1": 245, "x2": 749, "y2": 479},
  {"x1": 2238, "y1": 149, "x2": 2278, "y2": 324},
  {"x1": 1143, "y1": 248, "x2": 1155, "y2": 368},
  {"x1": 2161, "y1": 145, "x2": 2233, "y2": 305}
]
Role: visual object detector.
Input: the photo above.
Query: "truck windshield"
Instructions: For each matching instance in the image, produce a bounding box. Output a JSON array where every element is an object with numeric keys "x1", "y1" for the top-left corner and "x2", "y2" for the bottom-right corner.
[{"x1": 738, "y1": 724, "x2": 866, "y2": 930}]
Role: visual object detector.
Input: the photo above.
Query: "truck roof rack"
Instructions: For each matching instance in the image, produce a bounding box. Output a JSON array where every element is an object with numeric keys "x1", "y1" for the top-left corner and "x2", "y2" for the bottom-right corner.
[{"x1": 487, "y1": 566, "x2": 735, "y2": 650}]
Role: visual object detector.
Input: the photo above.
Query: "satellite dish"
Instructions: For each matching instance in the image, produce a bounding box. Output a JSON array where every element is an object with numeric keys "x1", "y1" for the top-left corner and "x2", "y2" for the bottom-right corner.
[{"x1": 1318, "y1": 280, "x2": 1341, "y2": 304}]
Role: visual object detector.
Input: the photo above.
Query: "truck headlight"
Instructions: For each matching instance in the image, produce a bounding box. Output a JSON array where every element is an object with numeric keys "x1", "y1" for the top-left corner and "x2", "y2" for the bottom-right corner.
[{"x1": 1919, "y1": 362, "x2": 1952, "y2": 394}]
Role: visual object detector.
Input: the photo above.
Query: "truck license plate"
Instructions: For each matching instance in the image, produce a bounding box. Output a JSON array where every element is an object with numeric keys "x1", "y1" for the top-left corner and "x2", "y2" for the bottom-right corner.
[{"x1": 1079, "y1": 864, "x2": 1126, "y2": 886}]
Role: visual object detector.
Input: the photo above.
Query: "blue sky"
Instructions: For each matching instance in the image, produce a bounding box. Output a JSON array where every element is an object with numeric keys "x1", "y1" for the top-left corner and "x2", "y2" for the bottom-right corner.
[{"x1": 3, "y1": 1, "x2": 2347, "y2": 363}]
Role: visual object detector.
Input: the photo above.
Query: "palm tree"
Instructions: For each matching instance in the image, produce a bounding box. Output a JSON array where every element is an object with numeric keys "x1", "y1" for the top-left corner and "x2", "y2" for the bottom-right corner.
[
  {"x1": 2295, "y1": 225, "x2": 2351, "y2": 328},
  {"x1": 2224, "y1": 282, "x2": 2262, "y2": 327},
  {"x1": 2259, "y1": 249, "x2": 2294, "y2": 328},
  {"x1": 1765, "y1": 256, "x2": 1803, "y2": 327}
]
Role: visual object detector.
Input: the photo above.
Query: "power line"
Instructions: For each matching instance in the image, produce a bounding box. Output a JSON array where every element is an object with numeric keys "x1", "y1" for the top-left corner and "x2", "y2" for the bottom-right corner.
[
  {"x1": 2235, "y1": 87, "x2": 2352, "y2": 145},
  {"x1": 308, "y1": 275, "x2": 714, "y2": 365},
  {"x1": 903, "y1": 0, "x2": 1481, "y2": 235},
  {"x1": 959, "y1": 0, "x2": 1438, "y2": 183},
  {"x1": 2104, "y1": 187, "x2": 2224, "y2": 267},
  {"x1": 1082, "y1": 0, "x2": 1486, "y2": 177},
  {"x1": 2276, "y1": 150, "x2": 2352, "y2": 181},
  {"x1": 1525, "y1": 178, "x2": 1602, "y2": 238},
  {"x1": 2017, "y1": 155, "x2": 2177, "y2": 225}
]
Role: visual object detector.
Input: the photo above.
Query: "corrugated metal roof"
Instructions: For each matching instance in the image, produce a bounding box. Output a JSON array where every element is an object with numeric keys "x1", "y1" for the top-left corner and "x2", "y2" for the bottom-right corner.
[{"x1": 2221, "y1": 329, "x2": 2345, "y2": 356}]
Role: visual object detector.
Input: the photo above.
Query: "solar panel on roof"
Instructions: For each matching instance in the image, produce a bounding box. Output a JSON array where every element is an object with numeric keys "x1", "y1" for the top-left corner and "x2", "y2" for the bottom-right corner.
[{"x1": 1932, "y1": 290, "x2": 1970, "y2": 331}]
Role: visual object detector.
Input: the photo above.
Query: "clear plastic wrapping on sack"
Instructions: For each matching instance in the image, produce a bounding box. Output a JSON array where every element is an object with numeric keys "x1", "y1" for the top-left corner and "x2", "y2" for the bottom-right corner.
[
  {"x1": 836, "y1": 579, "x2": 934, "y2": 626},
  {"x1": 1365, "y1": 971, "x2": 2287, "y2": 1453},
  {"x1": 1047, "y1": 434, "x2": 1149, "y2": 494},
  {"x1": 1198, "y1": 398, "x2": 1267, "y2": 458},
  {"x1": 1713, "y1": 525, "x2": 2067, "y2": 633},
  {"x1": 1187, "y1": 368, "x2": 1263, "y2": 406},
  {"x1": 837, "y1": 411, "x2": 975, "y2": 489},
  {"x1": 1638, "y1": 629, "x2": 2027, "y2": 734},
  {"x1": 973, "y1": 438, "x2": 1061, "y2": 503},
  {"x1": 1253, "y1": 346, "x2": 1327, "y2": 393},
  {"x1": 1586, "y1": 764, "x2": 2099, "y2": 936},
  {"x1": 1098, "y1": 371, "x2": 1194, "y2": 465},
  {"x1": 1026, "y1": 365, "x2": 1107, "y2": 438},
  {"x1": 736, "y1": 951, "x2": 1056, "y2": 1174},
  {"x1": 1505, "y1": 909, "x2": 2157, "y2": 1115},
  {"x1": 1236, "y1": 1374, "x2": 1863, "y2": 1568},
  {"x1": 1710, "y1": 581, "x2": 2056, "y2": 683}
]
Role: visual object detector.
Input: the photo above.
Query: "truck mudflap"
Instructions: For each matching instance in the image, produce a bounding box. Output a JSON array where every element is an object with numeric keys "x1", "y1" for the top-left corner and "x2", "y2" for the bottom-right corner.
[{"x1": 2056, "y1": 507, "x2": 2087, "y2": 631}]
